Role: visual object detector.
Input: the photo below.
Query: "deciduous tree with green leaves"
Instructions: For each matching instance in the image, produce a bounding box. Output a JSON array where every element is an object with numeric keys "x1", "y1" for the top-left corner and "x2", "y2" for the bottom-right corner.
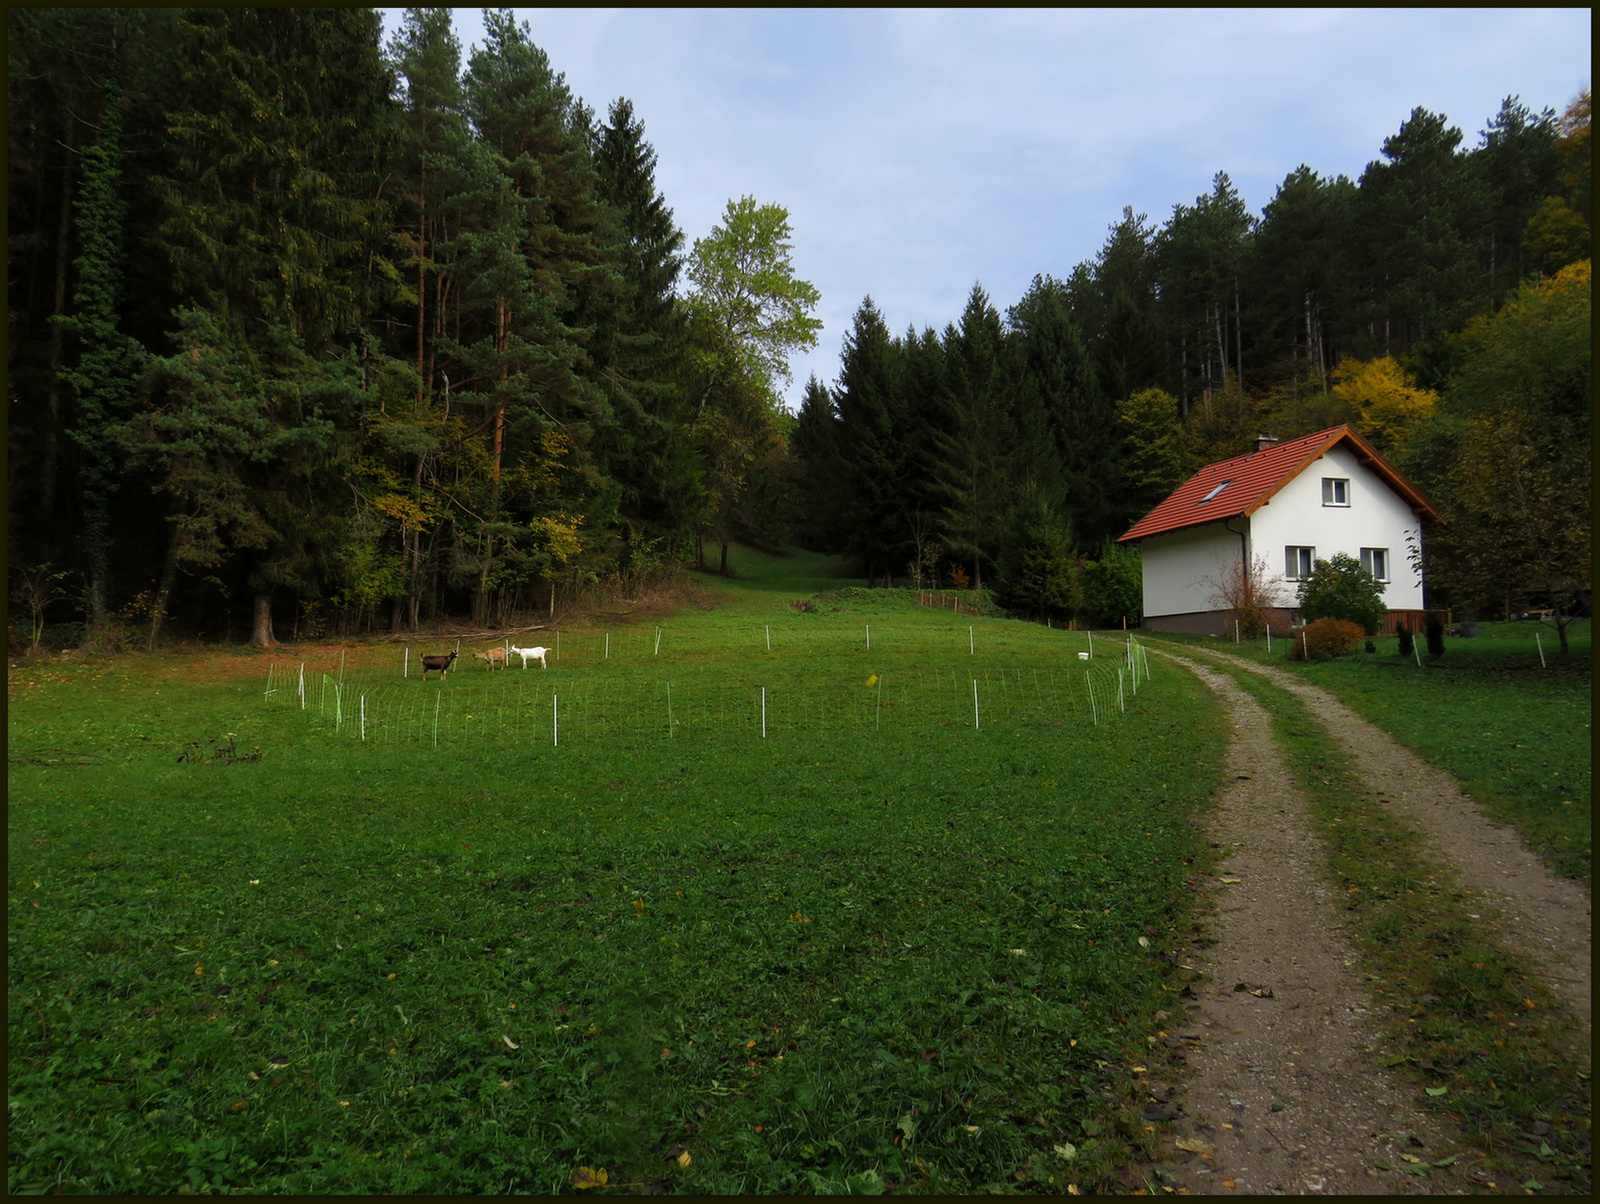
[
  {"x1": 684, "y1": 195, "x2": 821, "y2": 571},
  {"x1": 1424, "y1": 260, "x2": 1591, "y2": 651}
]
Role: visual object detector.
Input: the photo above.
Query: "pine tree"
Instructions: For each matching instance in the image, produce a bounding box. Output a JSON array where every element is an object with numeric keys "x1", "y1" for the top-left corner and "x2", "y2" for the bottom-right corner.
[{"x1": 453, "y1": 9, "x2": 618, "y2": 620}]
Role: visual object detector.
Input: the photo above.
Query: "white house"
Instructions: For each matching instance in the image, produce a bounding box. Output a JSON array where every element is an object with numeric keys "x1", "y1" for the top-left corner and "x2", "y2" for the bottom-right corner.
[{"x1": 1118, "y1": 425, "x2": 1441, "y2": 636}]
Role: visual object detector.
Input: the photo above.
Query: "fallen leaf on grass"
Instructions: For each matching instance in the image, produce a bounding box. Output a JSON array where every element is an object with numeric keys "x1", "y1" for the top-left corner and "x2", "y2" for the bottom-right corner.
[
  {"x1": 572, "y1": 1166, "x2": 609, "y2": 1190},
  {"x1": 1053, "y1": 1142, "x2": 1077, "y2": 1160},
  {"x1": 502, "y1": 1035, "x2": 519, "y2": 1049},
  {"x1": 1219, "y1": 876, "x2": 1243, "y2": 884},
  {"x1": 1424, "y1": 1085, "x2": 1447, "y2": 1096},
  {"x1": 1174, "y1": 1136, "x2": 1215, "y2": 1155},
  {"x1": 677, "y1": 1151, "x2": 691, "y2": 1168}
]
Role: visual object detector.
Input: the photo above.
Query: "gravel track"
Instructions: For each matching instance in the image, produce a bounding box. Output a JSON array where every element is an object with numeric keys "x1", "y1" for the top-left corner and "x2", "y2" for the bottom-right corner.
[{"x1": 1149, "y1": 653, "x2": 1460, "y2": 1194}]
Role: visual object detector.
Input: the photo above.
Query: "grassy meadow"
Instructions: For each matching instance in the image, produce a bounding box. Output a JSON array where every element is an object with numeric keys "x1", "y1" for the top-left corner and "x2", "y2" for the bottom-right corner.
[{"x1": 8, "y1": 551, "x2": 1229, "y2": 1195}]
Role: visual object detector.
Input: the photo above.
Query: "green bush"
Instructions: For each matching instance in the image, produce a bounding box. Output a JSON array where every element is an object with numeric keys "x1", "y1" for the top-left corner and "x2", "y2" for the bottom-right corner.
[
  {"x1": 1424, "y1": 610, "x2": 1446, "y2": 658},
  {"x1": 1083, "y1": 543, "x2": 1142, "y2": 627},
  {"x1": 1296, "y1": 552, "x2": 1386, "y2": 634},
  {"x1": 1396, "y1": 621, "x2": 1414, "y2": 657},
  {"x1": 1287, "y1": 617, "x2": 1364, "y2": 661},
  {"x1": 993, "y1": 504, "x2": 1081, "y2": 622}
]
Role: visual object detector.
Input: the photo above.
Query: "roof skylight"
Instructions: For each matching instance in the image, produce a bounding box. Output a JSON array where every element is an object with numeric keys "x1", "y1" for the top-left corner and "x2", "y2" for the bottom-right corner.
[{"x1": 1198, "y1": 479, "x2": 1231, "y2": 503}]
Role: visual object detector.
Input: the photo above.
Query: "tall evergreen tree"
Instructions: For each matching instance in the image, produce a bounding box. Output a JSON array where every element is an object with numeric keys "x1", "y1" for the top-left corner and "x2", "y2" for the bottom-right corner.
[
  {"x1": 1005, "y1": 275, "x2": 1117, "y2": 544},
  {"x1": 1157, "y1": 171, "x2": 1254, "y2": 411},
  {"x1": 1354, "y1": 107, "x2": 1486, "y2": 354},
  {"x1": 831, "y1": 297, "x2": 902, "y2": 582},
  {"x1": 1068, "y1": 207, "x2": 1161, "y2": 406},
  {"x1": 788, "y1": 374, "x2": 845, "y2": 552},
  {"x1": 453, "y1": 9, "x2": 620, "y2": 620},
  {"x1": 1245, "y1": 166, "x2": 1358, "y2": 392},
  {"x1": 895, "y1": 325, "x2": 951, "y2": 585},
  {"x1": 382, "y1": 6, "x2": 471, "y2": 630},
  {"x1": 937, "y1": 285, "x2": 1012, "y2": 590},
  {"x1": 591, "y1": 96, "x2": 700, "y2": 558},
  {"x1": 149, "y1": 7, "x2": 395, "y2": 643},
  {"x1": 1474, "y1": 97, "x2": 1563, "y2": 305}
]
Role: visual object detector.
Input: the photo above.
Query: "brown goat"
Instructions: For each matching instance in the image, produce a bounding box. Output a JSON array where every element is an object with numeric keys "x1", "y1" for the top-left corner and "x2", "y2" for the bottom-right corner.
[{"x1": 420, "y1": 650, "x2": 458, "y2": 680}]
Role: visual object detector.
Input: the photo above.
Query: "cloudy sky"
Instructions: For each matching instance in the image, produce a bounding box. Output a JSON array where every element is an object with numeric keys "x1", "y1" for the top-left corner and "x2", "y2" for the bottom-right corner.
[{"x1": 379, "y1": 7, "x2": 1590, "y2": 408}]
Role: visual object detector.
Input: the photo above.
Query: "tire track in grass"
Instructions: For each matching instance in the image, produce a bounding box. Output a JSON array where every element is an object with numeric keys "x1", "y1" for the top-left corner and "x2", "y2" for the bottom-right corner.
[
  {"x1": 1172, "y1": 643, "x2": 1591, "y2": 1029},
  {"x1": 1152, "y1": 653, "x2": 1461, "y2": 1195}
]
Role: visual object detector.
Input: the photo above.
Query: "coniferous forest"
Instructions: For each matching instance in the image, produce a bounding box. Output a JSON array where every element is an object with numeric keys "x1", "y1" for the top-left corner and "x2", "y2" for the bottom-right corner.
[{"x1": 7, "y1": 9, "x2": 1591, "y2": 649}]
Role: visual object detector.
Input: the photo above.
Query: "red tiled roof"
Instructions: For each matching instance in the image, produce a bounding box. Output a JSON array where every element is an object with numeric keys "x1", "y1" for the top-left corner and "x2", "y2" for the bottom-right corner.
[{"x1": 1118, "y1": 425, "x2": 1439, "y2": 544}]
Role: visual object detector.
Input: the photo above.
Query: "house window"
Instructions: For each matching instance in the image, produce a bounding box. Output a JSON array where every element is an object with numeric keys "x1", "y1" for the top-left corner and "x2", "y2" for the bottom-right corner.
[
  {"x1": 1322, "y1": 477, "x2": 1350, "y2": 506},
  {"x1": 1286, "y1": 546, "x2": 1315, "y2": 580},
  {"x1": 1199, "y1": 478, "x2": 1232, "y2": 503},
  {"x1": 1360, "y1": 547, "x2": 1390, "y2": 581}
]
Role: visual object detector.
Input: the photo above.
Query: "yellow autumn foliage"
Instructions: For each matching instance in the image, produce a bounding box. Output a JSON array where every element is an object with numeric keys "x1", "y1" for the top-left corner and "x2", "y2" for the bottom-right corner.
[
  {"x1": 1329, "y1": 356, "x2": 1437, "y2": 452},
  {"x1": 1329, "y1": 356, "x2": 1437, "y2": 453}
]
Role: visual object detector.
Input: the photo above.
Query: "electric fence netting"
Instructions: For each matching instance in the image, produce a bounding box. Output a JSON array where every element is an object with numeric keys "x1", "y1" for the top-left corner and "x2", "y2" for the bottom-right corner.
[{"x1": 261, "y1": 634, "x2": 1158, "y2": 748}]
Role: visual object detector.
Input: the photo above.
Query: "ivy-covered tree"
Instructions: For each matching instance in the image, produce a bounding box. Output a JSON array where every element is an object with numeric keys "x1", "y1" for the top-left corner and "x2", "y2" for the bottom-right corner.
[{"x1": 55, "y1": 80, "x2": 144, "y2": 632}]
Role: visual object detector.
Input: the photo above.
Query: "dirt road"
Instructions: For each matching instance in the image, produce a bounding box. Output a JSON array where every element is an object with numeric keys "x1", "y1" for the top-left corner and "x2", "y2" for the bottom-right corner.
[{"x1": 1144, "y1": 647, "x2": 1590, "y2": 1195}]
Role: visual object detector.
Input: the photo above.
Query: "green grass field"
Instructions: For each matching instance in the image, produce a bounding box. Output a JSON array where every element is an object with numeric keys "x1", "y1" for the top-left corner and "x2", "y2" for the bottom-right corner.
[
  {"x1": 1151, "y1": 620, "x2": 1592, "y2": 887},
  {"x1": 8, "y1": 557, "x2": 1227, "y2": 1194}
]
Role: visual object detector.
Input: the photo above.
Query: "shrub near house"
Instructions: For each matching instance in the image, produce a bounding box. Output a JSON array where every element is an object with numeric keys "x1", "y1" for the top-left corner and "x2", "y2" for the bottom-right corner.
[
  {"x1": 1296, "y1": 552, "x2": 1386, "y2": 634},
  {"x1": 1288, "y1": 617, "x2": 1364, "y2": 660}
]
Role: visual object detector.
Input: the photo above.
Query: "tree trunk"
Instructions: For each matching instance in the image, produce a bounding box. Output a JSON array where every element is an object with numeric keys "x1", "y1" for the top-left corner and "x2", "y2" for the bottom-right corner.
[
  {"x1": 718, "y1": 542, "x2": 729, "y2": 576},
  {"x1": 250, "y1": 594, "x2": 276, "y2": 647},
  {"x1": 146, "y1": 522, "x2": 182, "y2": 650},
  {"x1": 42, "y1": 113, "x2": 76, "y2": 521},
  {"x1": 1234, "y1": 283, "x2": 1243, "y2": 397}
]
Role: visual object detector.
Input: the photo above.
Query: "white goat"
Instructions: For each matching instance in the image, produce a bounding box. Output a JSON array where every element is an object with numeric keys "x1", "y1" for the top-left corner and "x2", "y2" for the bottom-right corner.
[{"x1": 510, "y1": 644, "x2": 549, "y2": 669}]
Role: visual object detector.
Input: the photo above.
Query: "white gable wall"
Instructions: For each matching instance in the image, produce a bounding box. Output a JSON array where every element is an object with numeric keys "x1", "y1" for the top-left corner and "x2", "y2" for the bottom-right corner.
[{"x1": 1247, "y1": 445, "x2": 1425, "y2": 612}]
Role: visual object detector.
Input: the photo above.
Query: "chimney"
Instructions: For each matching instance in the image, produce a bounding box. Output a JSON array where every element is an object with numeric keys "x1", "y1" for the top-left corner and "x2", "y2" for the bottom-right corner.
[{"x1": 1254, "y1": 434, "x2": 1279, "y2": 454}]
